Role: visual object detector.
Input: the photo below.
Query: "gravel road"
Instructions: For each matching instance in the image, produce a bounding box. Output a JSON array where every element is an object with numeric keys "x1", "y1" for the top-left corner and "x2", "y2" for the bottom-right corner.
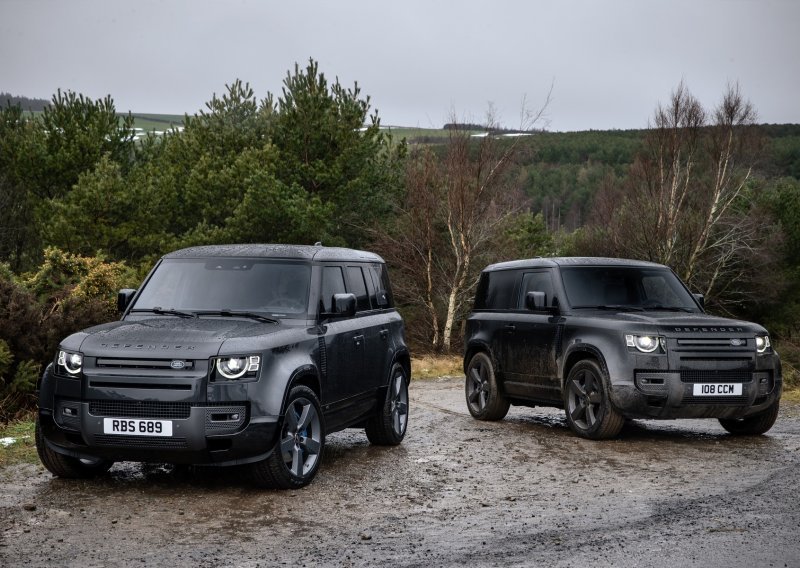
[{"x1": 2, "y1": 377, "x2": 799, "y2": 567}]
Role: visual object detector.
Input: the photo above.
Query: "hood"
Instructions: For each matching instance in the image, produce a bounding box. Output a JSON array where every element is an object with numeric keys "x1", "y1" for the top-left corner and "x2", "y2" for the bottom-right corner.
[
  {"x1": 73, "y1": 316, "x2": 284, "y2": 359},
  {"x1": 577, "y1": 310, "x2": 767, "y2": 335}
]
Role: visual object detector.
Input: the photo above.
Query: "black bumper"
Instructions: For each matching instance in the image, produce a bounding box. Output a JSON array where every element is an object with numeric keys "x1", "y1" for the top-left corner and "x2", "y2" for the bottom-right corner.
[{"x1": 38, "y1": 406, "x2": 280, "y2": 466}]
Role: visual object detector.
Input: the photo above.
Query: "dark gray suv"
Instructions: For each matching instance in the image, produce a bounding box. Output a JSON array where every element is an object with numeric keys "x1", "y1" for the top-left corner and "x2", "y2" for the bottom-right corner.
[
  {"x1": 36, "y1": 244, "x2": 410, "y2": 488},
  {"x1": 463, "y1": 257, "x2": 782, "y2": 439}
]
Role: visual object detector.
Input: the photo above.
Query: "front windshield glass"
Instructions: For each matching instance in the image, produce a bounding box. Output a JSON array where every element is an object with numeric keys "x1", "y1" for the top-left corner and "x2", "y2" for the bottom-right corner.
[
  {"x1": 131, "y1": 258, "x2": 311, "y2": 317},
  {"x1": 561, "y1": 266, "x2": 699, "y2": 312}
]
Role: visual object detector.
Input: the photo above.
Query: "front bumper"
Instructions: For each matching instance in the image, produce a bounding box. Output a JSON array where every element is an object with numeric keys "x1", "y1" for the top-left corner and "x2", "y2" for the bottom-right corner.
[{"x1": 38, "y1": 405, "x2": 280, "y2": 466}]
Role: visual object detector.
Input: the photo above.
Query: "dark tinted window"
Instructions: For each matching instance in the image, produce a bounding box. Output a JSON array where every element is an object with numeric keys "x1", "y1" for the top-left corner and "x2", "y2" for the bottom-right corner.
[
  {"x1": 346, "y1": 266, "x2": 372, "y2": 312},
  {"x1": 366, "y1": 263, "x2": 392, "y2": 308},
  {"x1": 519, "y1": 271, "x2": 556, "y2": 308},
  {"x1": 132, "y1": 258, "x2": 311, "y2": 316},
  {"x1": 320, "y1": 266, "x2": 346, "y2": 313},
  {"x1": 561, "y1": 266, "x2": 699, "y2": 311},
  {"x1": 474, "y1": 270, "x2": 517, "y2": 310}
]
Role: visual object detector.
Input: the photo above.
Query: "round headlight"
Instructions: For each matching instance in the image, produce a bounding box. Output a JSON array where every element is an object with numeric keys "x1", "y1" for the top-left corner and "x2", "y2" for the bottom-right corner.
[
  {"x1": 217, "y1": 357, "x2": 248, "y2": 379},
  {"x1": 58, "y1": 350, "x2": 83, "y2": 375},
  {"x1": 755, "y1": 335, "x2": 770, "y2": 354},
  {"x1": 634, "y1": 336, "x2": 659, "y2": 353}
]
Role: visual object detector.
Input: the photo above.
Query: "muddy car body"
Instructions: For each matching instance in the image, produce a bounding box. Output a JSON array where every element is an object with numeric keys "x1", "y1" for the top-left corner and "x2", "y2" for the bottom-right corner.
[
  {"x1": 463, "y1": 257, "x2": 782, "y2": 439},
  {"x1": 37, "y1": 244, "x2": 410, "y2": 487}
]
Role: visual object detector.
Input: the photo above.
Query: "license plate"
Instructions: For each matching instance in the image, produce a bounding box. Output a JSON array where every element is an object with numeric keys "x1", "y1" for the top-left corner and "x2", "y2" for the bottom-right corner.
[
  {"x1": 103, "y1": 418, "x2": 173, "y2": 436},
  {"x1": 692, "y1": 383, "x2": 742, "y2": 396}
]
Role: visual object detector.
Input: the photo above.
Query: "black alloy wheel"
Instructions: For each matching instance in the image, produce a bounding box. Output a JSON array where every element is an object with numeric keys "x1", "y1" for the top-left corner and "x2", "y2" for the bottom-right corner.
[
  {"x1": 464, "y1": 351, "x2": 510, "y2": 421},
  {"x1": 366, "y1": 363, "x2": 409, "y2": 445},
  {"x1": 563, "y1": 359, "x2": 624, "y2": 440}
]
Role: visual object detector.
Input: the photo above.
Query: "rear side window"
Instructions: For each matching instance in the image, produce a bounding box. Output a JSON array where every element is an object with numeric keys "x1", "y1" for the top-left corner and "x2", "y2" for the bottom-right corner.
[
  {"x1": 474, "y1": 270, "x2": 518, "y2": 310},
  {"x1": 346, "y1": 266, "x2": 372, "y2": 312},
  {"x1": 320, "y1": 266, "x2": 346, "y2": 312},
  {"x1": 367, "y1": 263, "x2": 393, "y2": 308},
  {"x1": 519, "y1": 271, "x2": 556, "y2": 308}
]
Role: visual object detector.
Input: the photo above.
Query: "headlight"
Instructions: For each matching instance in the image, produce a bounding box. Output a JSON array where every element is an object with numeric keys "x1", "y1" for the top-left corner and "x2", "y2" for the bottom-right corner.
[
  {"x1": 755, "y1": 335, "x2": 771, "y2": 354},
  {"x1": 57, "y1": 350, "x2": 83, "y2": 376},
  {"x1": 625, "y1": 334, "x2": 663, "y2": 353},
  {"x1": 215, "y1": 355, "x2": 260, "y2": 380}
]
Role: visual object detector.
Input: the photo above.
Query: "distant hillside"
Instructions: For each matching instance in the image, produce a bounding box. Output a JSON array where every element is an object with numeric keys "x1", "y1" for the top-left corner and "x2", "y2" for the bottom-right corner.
[{"x1": 1, "y1": 92, "x2": 49, "y2": 111}]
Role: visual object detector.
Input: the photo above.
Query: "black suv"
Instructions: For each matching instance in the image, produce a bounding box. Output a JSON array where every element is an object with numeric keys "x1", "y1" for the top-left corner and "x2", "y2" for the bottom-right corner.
[
  {"x1": 463, "y1": 257, "x2": 782, "y2": 439},
  {"x1": 36, "y1": 244, "x2": 410, "y2": 488}
]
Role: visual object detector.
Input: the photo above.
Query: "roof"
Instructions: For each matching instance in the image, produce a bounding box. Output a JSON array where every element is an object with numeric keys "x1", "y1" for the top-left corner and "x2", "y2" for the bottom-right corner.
[
  {"x1": 162, "y1": 244, "x2": 385, "y2": 263},
  {"x1": 482, "y1": 256, "x2": 667, "y2": 272}
]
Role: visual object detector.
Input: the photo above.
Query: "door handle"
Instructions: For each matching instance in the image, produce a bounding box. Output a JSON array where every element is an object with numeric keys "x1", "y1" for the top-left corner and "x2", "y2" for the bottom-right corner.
[
  {"x1": 379, "y1": 329, "x2": 389, "y2": 340},
  {"x1": 353, "y1": 334, "x2": 364, "y2": 346},
  {"x1": 504, "y1": 324, "x2": 516, "y2": 332}
]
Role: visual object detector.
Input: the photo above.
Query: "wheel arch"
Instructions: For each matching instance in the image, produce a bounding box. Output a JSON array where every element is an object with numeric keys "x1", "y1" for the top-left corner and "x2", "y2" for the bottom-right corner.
[
  {"x1": 279, "y1": 365, "x2": 322, "y2": 414},
  {"x1": 561, "y1": 345, "x2": 609, "y2": 390}
]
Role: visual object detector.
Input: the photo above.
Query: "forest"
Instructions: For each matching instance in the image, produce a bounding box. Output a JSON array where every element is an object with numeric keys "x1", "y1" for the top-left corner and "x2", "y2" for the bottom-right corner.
[{"x1": 1, "y1": 60, "x2": 799, "y2": 419}]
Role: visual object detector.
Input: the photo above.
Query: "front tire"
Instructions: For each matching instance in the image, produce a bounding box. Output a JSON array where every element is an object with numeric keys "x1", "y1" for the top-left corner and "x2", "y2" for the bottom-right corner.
[
  {"x1": 35, "y1": 418, "x2": 113, "y2": 478},
  {"x1": 249, "y1": 386, "x2": 325, "y2": 489},
  {"x1": 563, "y1": 359, "x2": 624, "y2": 440},
  {"x1": 365, "y1": 363, "x2": 409, "y2": 446},
  {"x1": 465, "y1": 352, "x2": 510, "y2": 421},
  {"x1": 719, "y1": 401, "x2": 780, "y2": 435}
]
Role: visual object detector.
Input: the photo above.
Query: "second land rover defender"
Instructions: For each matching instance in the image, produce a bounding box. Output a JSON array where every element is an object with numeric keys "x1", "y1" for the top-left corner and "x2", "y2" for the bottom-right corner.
[{"x1": 463, "y1": 257, "x2": 782, "y2": 439}]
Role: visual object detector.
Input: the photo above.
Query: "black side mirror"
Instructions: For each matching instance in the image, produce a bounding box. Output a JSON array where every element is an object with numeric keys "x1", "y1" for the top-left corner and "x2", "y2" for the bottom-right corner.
[
  {"x1": 693, "y1": 293, "x2": 705, "y2": 310},
  {"x1": 117, "y1": 288, "x2": 137, "y2": 313},
  {"x1": 331, "y1": 293, "x2": 357, "y2": 318},
  {"x1": 525, "y1": 291, "x2": 547, "y2": 311}
]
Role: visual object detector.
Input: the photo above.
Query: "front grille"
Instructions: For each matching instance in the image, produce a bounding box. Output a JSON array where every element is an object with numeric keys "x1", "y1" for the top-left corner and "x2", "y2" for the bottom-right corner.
[
  {"x1": 95, "y1": 358, "x2": 196, "y2": 371},
  {"x1": 93, "y1": 434, "x2": 188, "y2": 449},
  {"x1": 679, "y1": 370, "x2": 753, "y2": 383},
  {"x1": 89, "y1": 400, "x2": 192, "y2": 419}
]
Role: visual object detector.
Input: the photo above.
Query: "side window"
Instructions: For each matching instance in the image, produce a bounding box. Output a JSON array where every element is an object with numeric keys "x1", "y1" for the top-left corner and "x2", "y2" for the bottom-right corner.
[
  {"x1": 519, "y1": 271, "x2": 556, "y2": 308},
  {"x1": 367, "y1": 263, "x2": 391, "y2": 308},
  {"x1": 346, "y1": 266, "x2": 372, "y2": 312},
  {"x1": 475, "y1": 270, "x2": 517, "y2": 310},
  {"x1": 320, "y1": 266, "x2": 346, "y2": 313}
]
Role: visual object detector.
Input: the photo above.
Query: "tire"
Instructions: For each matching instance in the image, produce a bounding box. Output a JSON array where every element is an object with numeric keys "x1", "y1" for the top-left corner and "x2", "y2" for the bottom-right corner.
[
  {"x1": 465, "y1": 352, "x2": 510, "y2": 421},
  {"x1": 366, "y1": 363, "x2": 409, "y2": 446},
  {"x1": 249, "y1": 386, "x2": 325, "y2": 489},
  {"x1": 563, "y1": 359, "x2": 624, "y2": 440},
  {"x1": 719, "y1": 401, "x2": 780, "y2": 435},
  {"x1": 35, "y1": 418, "x2": 113, "y2": 478}
]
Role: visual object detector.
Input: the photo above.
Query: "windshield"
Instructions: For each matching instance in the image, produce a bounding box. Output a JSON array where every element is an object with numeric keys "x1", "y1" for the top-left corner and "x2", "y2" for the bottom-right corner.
[
  {"x1": 560, "y1": 266, "x2": 700, "y2": 312},
  {"x1": 131, "y1": 258, "x2": 311, "y2": 317}
]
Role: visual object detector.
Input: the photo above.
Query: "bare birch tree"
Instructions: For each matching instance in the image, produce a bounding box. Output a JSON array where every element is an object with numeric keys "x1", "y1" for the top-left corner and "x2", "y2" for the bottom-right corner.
[{"x1": 583, "y1": 82, "x2": 774, "y2": 310}]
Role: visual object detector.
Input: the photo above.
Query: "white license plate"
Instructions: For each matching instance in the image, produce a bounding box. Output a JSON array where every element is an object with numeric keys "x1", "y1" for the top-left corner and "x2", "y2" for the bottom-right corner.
[
  {"x1": 103, "y1": 418, "x2": 173, "y2": 436},
  {"x1": 692, "y1": 383, "x2": 742, "y2": 396}
]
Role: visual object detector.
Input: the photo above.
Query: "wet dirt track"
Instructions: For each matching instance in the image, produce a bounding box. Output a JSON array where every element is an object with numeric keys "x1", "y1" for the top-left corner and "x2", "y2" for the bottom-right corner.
[{"x1": 2, "y1": 377, "x2": 799, "y2": 568}]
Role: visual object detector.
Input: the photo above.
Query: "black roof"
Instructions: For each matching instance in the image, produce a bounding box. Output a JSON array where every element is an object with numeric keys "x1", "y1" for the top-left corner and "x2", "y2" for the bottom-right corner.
[
  {"x1": 483, "y1": 256, "x2": 667, "y2": 272},
  {"x1": 162, "y1": 244, "x2": 384, "y2": 263}
]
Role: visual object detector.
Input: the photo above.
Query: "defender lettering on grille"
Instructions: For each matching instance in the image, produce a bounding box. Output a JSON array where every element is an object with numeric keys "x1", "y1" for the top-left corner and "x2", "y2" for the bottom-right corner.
[{"x1": 673, "y1": 327, "x2": 744, "y2": 333}]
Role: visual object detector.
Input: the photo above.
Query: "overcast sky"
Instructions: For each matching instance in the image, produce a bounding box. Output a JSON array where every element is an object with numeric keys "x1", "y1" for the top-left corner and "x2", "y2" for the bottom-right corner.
[{"x1": 1, "y1": 0, "x2": 797, "y2": 132}]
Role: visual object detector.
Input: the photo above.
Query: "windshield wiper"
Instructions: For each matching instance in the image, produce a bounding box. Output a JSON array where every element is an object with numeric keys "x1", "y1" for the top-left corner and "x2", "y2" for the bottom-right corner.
[
  {"x1": 642, "y1": 305, "x2": 695, "y2": 312},
  {"x1": 572, "y1": 305, "x2": 645, "y2": 312},
  {"x1": 195, "y1": 310, "x2": 279, "y2": 324},
  {"x1": 130, "y1": 307, "x2": 197, "y2": 319}
]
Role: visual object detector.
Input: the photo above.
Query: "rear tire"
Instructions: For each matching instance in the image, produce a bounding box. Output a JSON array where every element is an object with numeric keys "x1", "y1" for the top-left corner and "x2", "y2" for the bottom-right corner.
[
  {"x1": 366, "y1": 363, "x2": 409, "y2": 446},
  {"x1": 563, "y1": 359, "x2": 624, "y2": 440},
  {"x1": 249, "y1": 386, "x2": 325, "y2": 489},
  {"x1": 465, "y1": 352, "x2": 510, "y2": 421},
  {"x1": 35, "y1": 418, "x2": 113, "y2": 478},
  {"x1": 719, "y1": 401, "x2": 780, "y2": 435}
]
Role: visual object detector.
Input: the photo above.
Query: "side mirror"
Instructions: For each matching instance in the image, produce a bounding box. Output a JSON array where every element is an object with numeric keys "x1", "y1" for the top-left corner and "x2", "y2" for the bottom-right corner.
[
  {"x1": 117, "y1": 288, "x2": 137, "y2": 313},
  {"x1": 525, "y1": 291, "x2": 547, "y2": 311},
  {"x1": 331, "y1": 293, "x2": 357, "y2": 318},
  {"x1": 693, "y1": 293, "x2": 705, "y2": 310}
]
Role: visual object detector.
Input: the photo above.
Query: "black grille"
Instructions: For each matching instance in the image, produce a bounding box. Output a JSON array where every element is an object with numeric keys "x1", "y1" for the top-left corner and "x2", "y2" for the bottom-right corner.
[
  {"x1": 93, "y1": 434, "x2": 188, "y2": 449},
  {"x1": 679, "y1": 370, "x2": 752, "y2": 383},
  {"x1": 205, "y1": 406, "x2": 247, "y2": 432},
  {"x1": 95, "y1": 358, "x2": 195, "y2": 370},
  {"x1": 682, "y1": 395, "x2": 749, "y2": 405},
  {"x1": 89, "y1": 400, "x2": 192, "y2": 419}
]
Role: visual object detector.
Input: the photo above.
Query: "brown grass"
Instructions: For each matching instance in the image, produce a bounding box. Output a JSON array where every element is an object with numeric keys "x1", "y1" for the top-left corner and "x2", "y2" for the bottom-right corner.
[
  {"x1": 411, "y1": 354, "x2": 463, "y2": 380},
  {"x1": 0, "y1": 417, "x2": 37, "y2": 468}
]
